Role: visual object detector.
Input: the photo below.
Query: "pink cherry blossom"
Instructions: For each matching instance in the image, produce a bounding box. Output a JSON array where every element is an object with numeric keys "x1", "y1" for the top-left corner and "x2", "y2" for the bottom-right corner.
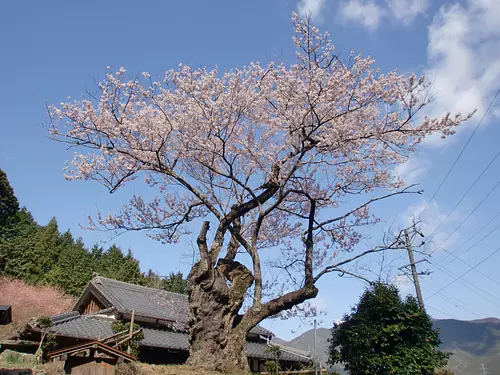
[{"x1": 48, "y1": 13, "x2": 472, "y2": 324}]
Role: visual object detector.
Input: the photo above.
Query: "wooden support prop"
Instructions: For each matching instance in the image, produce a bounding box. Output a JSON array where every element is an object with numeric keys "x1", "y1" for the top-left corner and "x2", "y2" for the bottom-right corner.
[
  {"x1": 127, "y1": 310, "x2": 135, "y2": 355},
  {"x1": 115, "y1": 329, "x2": 142, "y2": 348},
  {"x1": 100, "y1": 329, "x2": 129, "y2": 344}
]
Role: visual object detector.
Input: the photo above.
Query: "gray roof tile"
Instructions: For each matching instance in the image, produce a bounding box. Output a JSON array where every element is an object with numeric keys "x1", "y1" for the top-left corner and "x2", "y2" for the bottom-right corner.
[
  {"x1": 89, "y1": 277, "x2": 273, "y2": 337},
  {"x1": 50, "y1": 315, "x2": 114, "y2": 340},
  {"x1": 246, "y1": 341, "x2": 311, "y2": 363},
  {"x1": 91, "y1": 277, "x2": 188, "y2": 324},
  {"x1": 49, "y1": 316, "x2": 309, "y2": 363}
]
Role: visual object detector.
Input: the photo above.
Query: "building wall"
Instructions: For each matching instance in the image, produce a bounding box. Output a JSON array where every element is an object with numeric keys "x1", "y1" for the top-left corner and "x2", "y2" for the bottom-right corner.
[{"x1": 82, "y1": 295, "x2": 105, "y2": 315}]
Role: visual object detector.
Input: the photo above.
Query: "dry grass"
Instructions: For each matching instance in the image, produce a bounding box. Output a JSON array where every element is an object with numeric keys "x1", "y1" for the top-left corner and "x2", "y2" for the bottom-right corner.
[
  {"x1": 140, "y1": 364, "x2": 234, "y2": 375},
  {"x1": 0, "y1": 360, "x2": 64, "y2": 375},
  {"x1": 0, "y1": 277, "x2": 75, "y2": 340},
  {"x1": 0, "y1": 363, "x2": 225, "y2": 375}
]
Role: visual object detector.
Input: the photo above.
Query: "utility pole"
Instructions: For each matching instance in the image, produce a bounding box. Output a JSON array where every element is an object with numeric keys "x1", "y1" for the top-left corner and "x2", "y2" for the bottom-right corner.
[
  {"x1": 478, "y1": 364, "x2": 490, "y2": 375},
  {"x1": 313, "y1": 319, "x2": 317, "y2": 375},
  {"x1": 404, "y1": 229, "x2": 425, "y2": 311}
]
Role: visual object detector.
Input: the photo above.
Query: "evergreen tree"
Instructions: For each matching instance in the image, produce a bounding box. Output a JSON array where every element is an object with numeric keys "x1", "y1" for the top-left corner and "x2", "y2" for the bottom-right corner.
[
  {"x1": 0, "y1": 168, "x2": 19, "y2": 230},
  {"x1": 143, "y1": 270, "x2": 188, "y2": 294},
  {"x1": 95, "y1": 245, "x2": 144, "y2": 284},
  {"x1": 162, "y1": 271, "x2": 188, "y2": 294},
  {"x1": 46, "y1": 233, "x2": 94, "y2": 296},
  {"x1": 329, "y1": 283, "x2": 450, "y2": 375},
  {"x1": 0, "y1": 168, "x2": 187, "y2": 295},
  {"x1": 27, "y1": 218, "x2": 61, "y2": 283},
  {"x1": 0, "y1": 208, "x2": 39, "y2": 277}
]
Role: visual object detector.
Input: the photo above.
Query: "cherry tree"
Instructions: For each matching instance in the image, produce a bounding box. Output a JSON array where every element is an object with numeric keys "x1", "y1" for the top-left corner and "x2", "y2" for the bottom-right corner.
[{"x1": 48, "y1": 14, "x2": 471, "y2": 373}]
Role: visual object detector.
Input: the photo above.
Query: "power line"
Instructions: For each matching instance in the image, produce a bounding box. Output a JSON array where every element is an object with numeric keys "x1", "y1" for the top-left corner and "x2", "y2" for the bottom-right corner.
[
  {"x1": 419, "y1": 88, "x2": 500, "y2": 219},
  {"x1": 431, "y1": 260, "x2": 500, "y2": 308},
  {"x1": 426, "y1": 304, "x2": 458, "y2": 319},
  {"x1": 429, "y1": 175, "x2": 500, "y2": 255},
  {"x1": 427, "y1": 244, "x2": 500, "y2": 299},
  {"x1": 426, "y1": 150, "x2": 500, "y2": 241},
  {"x1": 420, "y1": 278, "x2": 485, "y2": 318},
  {"x1": 435, "y1": 222, "x2": 500, "y2": 278},
  {"x1": 438, "y1": 208, "x2": 500, "y2": 265}
]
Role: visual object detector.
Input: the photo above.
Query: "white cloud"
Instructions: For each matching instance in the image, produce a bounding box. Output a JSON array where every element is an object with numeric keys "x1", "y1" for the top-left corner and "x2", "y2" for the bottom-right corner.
[
  {"x1": 339, "y1": 0, "x2": 384, "y2": 30},
  {"x1": 309, "y1": 295, "x2": 327, "y2": 311},
  {"x1": 386, "y1": 0, "x2": 429, "y2": 24},
  {"x1": 424, "y1": 0, "x2": 500, "y2": 147},
  {"x1": 336, "y1": 0, "x2": 427, "y2": 29},
  {"x1": 394, "y1": 157, "x2": 428, "y2": 186},
  {"x1": 393, "y1": 274, "x2": 413, "y2": 294},
  {"x1": 401, "y1": 200, "x2": 464, "y2": 254},
  {"x1": 297, "y1": 0, "x2": 326, "y2": 21}
]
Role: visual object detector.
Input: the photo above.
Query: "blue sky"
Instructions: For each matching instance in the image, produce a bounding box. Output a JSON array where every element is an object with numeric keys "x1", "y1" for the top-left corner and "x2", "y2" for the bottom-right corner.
[{"x1": 1, "y1": 0, "x2": 500, "y2": 340}]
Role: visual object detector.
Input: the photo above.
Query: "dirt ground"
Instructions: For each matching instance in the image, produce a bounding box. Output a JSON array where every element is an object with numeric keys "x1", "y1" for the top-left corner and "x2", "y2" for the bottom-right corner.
[{"x1": 0, "y1": 361, "x2": 235, "y2": 375}]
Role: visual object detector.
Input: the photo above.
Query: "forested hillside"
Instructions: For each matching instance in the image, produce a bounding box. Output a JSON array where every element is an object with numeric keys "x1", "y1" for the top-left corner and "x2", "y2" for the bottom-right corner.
[{"x1": 0, "y1": 168, "x2": 187, "y2": 297}]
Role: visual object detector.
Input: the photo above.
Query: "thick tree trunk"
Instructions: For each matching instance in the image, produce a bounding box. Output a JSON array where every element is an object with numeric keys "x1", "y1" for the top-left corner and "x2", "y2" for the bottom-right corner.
[
  {"x1": 186, "y1": 257, "x2": 254, "y2": 373},
  {"x1": 185, "y1": 219, "x2": 318, "y2": 373}
]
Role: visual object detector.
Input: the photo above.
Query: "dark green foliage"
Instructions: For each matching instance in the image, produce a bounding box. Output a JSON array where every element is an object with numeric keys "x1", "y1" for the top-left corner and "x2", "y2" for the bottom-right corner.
[
  {"x1": 112, "y1": 320, "x2": 144, "y2": 358},
  {"x1": 264, "y1": 345, "x2": 282, "y2": 374},
  {"x1": 162, "y1": 271, "x2": 188, "y2": 294},
  {"x1": 94, "y1": 246, "x2": 144, "y2": 285},
  {"x1": 37, "y1": 316, "x2": 53, "y2": 329},
  {"x1": 45, "y1": 234, "x2": 94, "y2": 296},
  {"x1": 328, "y1": 283, "x2": 450, "y2": 375},
  {"x1": 435, "y1": 370, "x2": 454, "y2": 375},
  {"x1": 143, "y1": 270, "x2": 188, "y2": 294},
  {"x1": 0, "y1": 169, "x2": 19, "y2": 230},
  {"x1": 0, "y1": 208, "x2": 39, "y2": 276},
  {"x1": 0, "y1": 168, "x2": 188, "y2": 297},
  {"x1": 41, "y1": 333, "x2": 58, "y2": 361}
]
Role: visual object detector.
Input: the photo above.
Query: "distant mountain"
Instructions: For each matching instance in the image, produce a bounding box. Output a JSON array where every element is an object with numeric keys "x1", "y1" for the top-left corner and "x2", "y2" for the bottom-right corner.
[
  {"x1": 274, "y1": 318, "x2": 500, "y2": 375},
  {"x1": 434, "y1": 318, "x2": 500, "y2": 374}
]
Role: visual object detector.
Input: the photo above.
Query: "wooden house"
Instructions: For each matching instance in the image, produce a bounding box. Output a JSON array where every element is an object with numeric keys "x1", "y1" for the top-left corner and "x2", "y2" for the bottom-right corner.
[
  {"x1": 20, "y1": 276, "x2": 311, "y2": 373},
  {"x1": 48, "y1": 341, "x2": 135, "y2": 375}
]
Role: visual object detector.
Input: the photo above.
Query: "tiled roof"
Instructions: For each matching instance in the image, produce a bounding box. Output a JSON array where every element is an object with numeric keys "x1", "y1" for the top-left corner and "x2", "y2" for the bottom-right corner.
[
  {"x1": 88, "y1": 277, "x2": 189, "y2": 325},
  {"x1": 48, "y1": 315, "x2": 309, "y2": 363},
  {"x1": 84, "y1": 276, "x2": 273, "y2": 337},
  {"x1": 49, "y1": 315, "x2": 113, "y2": 340}
]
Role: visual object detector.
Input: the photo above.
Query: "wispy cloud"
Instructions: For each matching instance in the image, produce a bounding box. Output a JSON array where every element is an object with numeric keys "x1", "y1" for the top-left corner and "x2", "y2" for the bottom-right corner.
[
  {"x1": 394, "y1": 157, "x2": 428, "y2": 186},
  {"x1": 297, "y1": 0, "x2": 326, "y2": 21},
  {"x1": 393, "y1": 274, "x2": 414, "y2": 294},
  {"x1": 339, "y1": 0, "x2": 384, "y2": 29},
  {"x1": 336, "y1": 0, "x2": 427, "y2": 29},
  {"x1": 423, "y1": 0, "x2": 500, "y2": 147},
  {"x1": 401, "y1": 200, "x2": 464, "y2": 254},
  {"x1": 386, "y1": 0, "x2": 429, "y2": 24}
]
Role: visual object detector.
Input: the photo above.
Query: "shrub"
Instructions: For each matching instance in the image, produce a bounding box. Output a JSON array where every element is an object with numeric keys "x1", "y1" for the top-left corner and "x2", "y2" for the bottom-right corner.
[{"x1": 116, "y1": 363, "x2": 141, "y2": 375}]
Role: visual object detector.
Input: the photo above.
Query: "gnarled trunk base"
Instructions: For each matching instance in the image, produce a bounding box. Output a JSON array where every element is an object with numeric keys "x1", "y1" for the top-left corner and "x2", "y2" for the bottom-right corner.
[{"x1": 186, "y1": 258, "x2": 253, "y2": 373}]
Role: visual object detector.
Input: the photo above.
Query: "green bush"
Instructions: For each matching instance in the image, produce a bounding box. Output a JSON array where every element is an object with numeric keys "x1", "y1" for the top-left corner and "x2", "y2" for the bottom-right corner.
[{"x1": 111, "y1": 320, "x2": 144, "y2": 358}]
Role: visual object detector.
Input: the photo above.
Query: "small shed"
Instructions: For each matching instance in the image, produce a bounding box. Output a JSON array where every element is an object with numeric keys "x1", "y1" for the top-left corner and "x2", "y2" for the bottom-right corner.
[
  {"x1": 48, "y1": 341, "x2": 135, "y2": 375},
  {"x1": 0, "y1": 305, "x2": 12, "y2": 325}
]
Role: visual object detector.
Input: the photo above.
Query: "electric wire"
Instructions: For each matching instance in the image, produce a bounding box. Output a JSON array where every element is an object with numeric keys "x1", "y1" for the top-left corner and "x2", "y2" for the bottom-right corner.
[{"x1": 418, "y1": 88, "x2": 500, "y2": 219}]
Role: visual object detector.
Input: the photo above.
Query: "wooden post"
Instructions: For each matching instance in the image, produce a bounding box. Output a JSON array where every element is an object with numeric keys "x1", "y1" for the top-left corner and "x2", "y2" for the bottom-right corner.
[
  {"x1": 127, "y1": 310, "x2": 135, "y2": 355},
  {"x1": 405, "y1": 230, "x2": 425, "y2": 311}
]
